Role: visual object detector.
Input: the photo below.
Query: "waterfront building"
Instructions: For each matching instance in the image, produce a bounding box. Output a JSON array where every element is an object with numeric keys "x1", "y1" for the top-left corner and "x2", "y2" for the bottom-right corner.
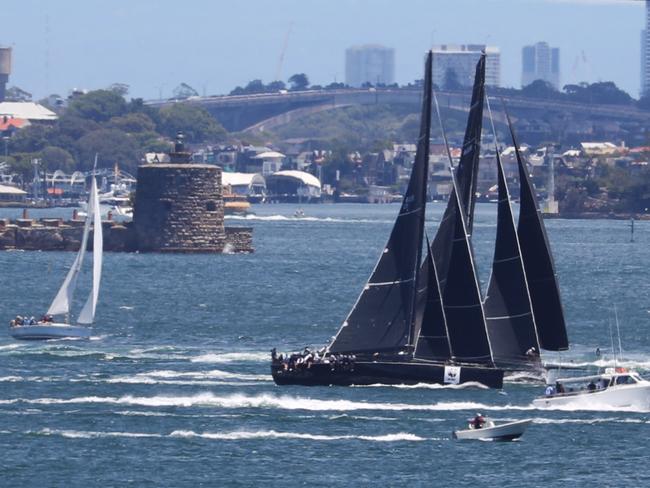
[
  {"x1": 431, "y1": 44, "x2": 500, "y2": 88},
  {"x1": 345, "y1": 45, "x2": 395, "y2": 87},
  {"x1": 522, "y1": 42, "x2": 560, "y2": 90},
  {"x1": 642, "y1": 0, "x2": 650, "y2": 96}
]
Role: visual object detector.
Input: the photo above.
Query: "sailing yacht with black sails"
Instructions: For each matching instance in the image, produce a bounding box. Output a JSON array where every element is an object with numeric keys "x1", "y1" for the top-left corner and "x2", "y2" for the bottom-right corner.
[{"x1": 270, "y1": 52, "x2": 504, "y2": 389}]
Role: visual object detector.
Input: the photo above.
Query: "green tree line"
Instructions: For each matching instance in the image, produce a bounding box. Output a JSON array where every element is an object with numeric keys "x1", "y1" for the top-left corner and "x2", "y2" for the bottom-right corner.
[{"x1": 5, "y1": 89, "x2": 227, "y2": 180}]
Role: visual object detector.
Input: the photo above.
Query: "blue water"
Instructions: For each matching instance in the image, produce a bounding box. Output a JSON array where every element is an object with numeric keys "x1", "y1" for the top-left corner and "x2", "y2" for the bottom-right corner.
[{"x1": 1, "y1": 203, "x2": 650, "y2": 487}]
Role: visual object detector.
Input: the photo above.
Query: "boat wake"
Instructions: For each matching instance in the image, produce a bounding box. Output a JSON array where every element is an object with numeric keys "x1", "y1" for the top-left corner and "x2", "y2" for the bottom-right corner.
[
  {"x1": 190, "y1": 352, "x2": 269, "y2": 363},
  {"x1": 225, "y1": 214, "x2": 389, "y2": 224},
  {"x1": 0, "y1": 393, "x2": 533, "y2": 412},
  {"x1": 30, "y1": 428, "x2": 432, "y2": 442},
  {"x1": 170, "y1": 430, "x2": 428, "y2": 442},
  {"x1": 354, "y1": 381, "x2": 489, "y2": 390}
]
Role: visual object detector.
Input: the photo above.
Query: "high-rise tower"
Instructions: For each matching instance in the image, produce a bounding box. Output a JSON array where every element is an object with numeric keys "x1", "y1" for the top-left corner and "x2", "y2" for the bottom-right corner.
[
  {"x1": 0, "y1": 47, "x2": 12, "y2": 102},
  {"x1": 642, "y1": 0, "x2": 650, "y2": 96},
  {"x1": 522, "y1": 42, "x2": 560, "y2": 90}
]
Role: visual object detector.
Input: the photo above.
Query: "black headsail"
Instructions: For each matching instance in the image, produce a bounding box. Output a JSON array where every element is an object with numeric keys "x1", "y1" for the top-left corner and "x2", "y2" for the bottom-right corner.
[
  {"x1": 414, "y1": 234, "x2": 451, "y2": 360},
  {"x1": 483, "y1": 99, "x2": 541, "y2": 368},
  {"x1": 505, "y1": 107, "x2": 569, "y2": 351},
  {"x1": 328, "y1": 52, "x2": 433, "y2": 355},
  {"x1": 425, "y1": 78, "x2": 494, "y2": 366}
]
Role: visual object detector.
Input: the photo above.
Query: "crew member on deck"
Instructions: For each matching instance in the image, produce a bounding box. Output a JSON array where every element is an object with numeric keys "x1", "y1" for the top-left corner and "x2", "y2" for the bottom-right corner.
[{"x1": 472, "y1": 413, "x2": 486, "y2": 429}]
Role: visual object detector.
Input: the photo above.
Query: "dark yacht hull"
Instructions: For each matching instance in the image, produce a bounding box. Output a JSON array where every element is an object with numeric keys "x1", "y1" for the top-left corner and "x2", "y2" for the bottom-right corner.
[{"x1": 271, "y1": 359, "x2": 504, "y2": 389}]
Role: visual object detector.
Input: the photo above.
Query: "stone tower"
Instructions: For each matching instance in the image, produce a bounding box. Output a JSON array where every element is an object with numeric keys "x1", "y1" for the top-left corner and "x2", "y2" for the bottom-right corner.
[{"x1": 133, "y1": 133, "x2": 226, "y2": 252}]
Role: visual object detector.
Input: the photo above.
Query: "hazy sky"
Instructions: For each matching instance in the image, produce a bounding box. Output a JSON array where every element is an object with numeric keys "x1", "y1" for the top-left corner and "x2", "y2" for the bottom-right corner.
[{"x1": 2, "y1": 0, "x2": 646, "y2": 100}]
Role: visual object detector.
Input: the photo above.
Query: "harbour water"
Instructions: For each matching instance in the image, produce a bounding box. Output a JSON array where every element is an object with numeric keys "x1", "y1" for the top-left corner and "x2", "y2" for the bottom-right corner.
[{"x1": 1, "y1": 203, "x2": 649, "y2": 487}]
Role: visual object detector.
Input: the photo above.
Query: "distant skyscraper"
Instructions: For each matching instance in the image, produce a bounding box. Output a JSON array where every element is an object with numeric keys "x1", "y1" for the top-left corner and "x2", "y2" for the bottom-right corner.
[
  {"x1": 642, "y1": 0, "x2": 650, "y2": 96},
  {"x1": 431, "y1": 44, "x2": 500, "y2": 88},
  {"x1": 521, "y1": 42, "x2": 560, "y2": 90},
  {"x1": 345, "y1": 45, "x2": 395, "y2": 88}
]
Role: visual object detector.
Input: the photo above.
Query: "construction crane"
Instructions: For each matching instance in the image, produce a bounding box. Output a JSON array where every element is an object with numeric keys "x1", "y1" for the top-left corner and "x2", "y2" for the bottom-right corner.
[{"x1": 275, "y1": 22, "x2": 293, "y2": 82}]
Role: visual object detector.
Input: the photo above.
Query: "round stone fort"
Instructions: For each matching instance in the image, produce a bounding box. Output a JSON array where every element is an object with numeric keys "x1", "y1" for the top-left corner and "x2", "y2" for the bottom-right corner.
[{"x1": 133, "y1": 138, "x2": 226, "y2": 252}]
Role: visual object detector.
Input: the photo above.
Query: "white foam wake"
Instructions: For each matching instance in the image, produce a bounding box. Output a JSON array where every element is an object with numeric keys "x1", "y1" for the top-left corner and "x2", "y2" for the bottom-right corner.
[
  {"x1": 354, "y1": 381, "x2": 489, "y2": 390},
  {"x1": 37, "y1": 428, "x2": 160, "y2": 439},
  {"x1": 140, "y1": 369, "x2": 270, "y2": 381},
  {"x1": 32, "y1": 428, "x2": 428, "y2": 442},
  {"x1": 224, "y1": 214, "x2": 385, "y2": 224},
  {"x1": 1, "y1": 393, "x2": 534, "y2": 412},
  {"x1": 190, "y1": 352, "x2": 269, "y2": 364},
  {"x1": 170, "y1": 430, "x2": 426, "y2": 442}
]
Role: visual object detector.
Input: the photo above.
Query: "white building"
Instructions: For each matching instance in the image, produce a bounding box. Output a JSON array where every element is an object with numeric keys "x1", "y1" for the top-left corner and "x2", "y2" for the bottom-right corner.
[
  {"x1": 642, "y1": 0, "x2": 650, "y2": 96},
  {"x1": 252, "y1": 151, "x2": 286, "y2": 176},
  {"x1": 522, "y1": 42, "x2": 560, "y2": 90},
  {"x1": 431, "y1": 44, "x2": 500, "y2": 88},
  {"x1": 345, "y1": 45, "x2": 395, "y2": 87}
]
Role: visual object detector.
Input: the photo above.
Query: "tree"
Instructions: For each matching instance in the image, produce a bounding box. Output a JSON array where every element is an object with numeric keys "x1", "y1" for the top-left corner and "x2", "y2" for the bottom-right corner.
[
  {"x1": 5, "y1": 86, "x2": 32, "y2": 102},
  {"x1": 288, "y1": 73, "x2": 309, "y2": 91},
  {"x1": 157, "y1": 103, "x2": 227, "y2": 143},
  {"x1": 108, "y1": 83, "x2": 130, "y2": 97},
  {"x1": 244, "y1": 79, "x2": 266, "y2": 94},
  {"x1": 443, "y1": 68, "x2": 461, "y2": 91},
  {"x1": 107, "y1": 112, "x2": 156, "y2": 134},
  {"x1": 76, "y1": 129, "x2": 139, "y2": 171},
  {"x1": 172, "y1": 82, "x2": 199, "y2": 99},
  {"x1": 266, "y1": 80, "x2": 286, "y2": 92},
  {"x1": 521, "y1": 79, "x2": 559, "y2": 99},
  {"x1": 39, "y1": 146, "x2": 76, "y2": 172},
  {"x1": 67, "y1": 89, "x2": 128, "y2": 122},
  {"x1": 563, "y1": 81, "x2": 632, "y2": 105},
  {"x1": 9, "y1": 124, "x2": 52, "y2": 153}
]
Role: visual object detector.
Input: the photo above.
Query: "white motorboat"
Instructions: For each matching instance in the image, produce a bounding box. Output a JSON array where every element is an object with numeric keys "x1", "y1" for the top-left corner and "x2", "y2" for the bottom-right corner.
[
  {"x1": 532, "y1": 368, "x2": 650, "y2": 410},
  {"x1": 9, "y1": 175, "x2": 103, "y2": 340},
  {"x1": 453, "y1": 418, "x2": 532, "y2": 441}
]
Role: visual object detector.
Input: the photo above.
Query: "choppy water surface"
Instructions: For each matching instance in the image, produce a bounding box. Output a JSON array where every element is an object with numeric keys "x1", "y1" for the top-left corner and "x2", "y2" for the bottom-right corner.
[{"x1": 1, "y1": 203, "x2": 649, "y2": 487}]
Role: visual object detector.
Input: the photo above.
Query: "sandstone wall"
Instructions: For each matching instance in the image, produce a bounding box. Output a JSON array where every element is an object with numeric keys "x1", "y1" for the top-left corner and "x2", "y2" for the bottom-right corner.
[{"x1": 133, "y1": 164, "x2": 226, "y2": 252}]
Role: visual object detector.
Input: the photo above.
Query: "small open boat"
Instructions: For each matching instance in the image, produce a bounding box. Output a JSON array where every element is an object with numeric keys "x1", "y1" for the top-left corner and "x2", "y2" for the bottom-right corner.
[{"x1": 453, "y1": 418, "x2": 531, "y2": 441}]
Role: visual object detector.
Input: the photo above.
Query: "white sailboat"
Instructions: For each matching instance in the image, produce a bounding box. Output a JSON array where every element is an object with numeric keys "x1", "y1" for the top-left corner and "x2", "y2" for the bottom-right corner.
[{"x1": 9, "y1": 176, "x2": 103, "y2": 340}]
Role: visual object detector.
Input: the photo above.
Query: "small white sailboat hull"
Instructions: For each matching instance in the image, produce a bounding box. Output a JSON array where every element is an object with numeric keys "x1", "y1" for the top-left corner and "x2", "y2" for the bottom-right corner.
[
  {"x1": 9, "y1": 323, "x2": 91, "y2": 340},
  {"x1": 453, "y1": 419, "x2": 532, "y2": 441}
]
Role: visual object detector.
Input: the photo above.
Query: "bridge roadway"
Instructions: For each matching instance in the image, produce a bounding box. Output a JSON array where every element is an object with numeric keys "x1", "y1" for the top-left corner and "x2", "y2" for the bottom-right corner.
[{"x1": 147, "y1": 88, "x2": 649, "y2": 133}]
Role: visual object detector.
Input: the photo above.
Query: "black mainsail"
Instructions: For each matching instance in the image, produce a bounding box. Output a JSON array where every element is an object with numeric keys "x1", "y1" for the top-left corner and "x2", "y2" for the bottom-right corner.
[
  {"x1": 328, "y1": 52, "x2": 433, "y2": 355},
  {"x1": 454, "y1": 53, "x2": 486, "y2": 233},
  {"x1": 505, "y1": 109, "x2": 569, "y2": 351},
  {"x1": 483, "y1": 105, "x2": 541, "y2": 367},
  {"x1": 425, "y1": 70, "x2": 494, "y2": 366}
]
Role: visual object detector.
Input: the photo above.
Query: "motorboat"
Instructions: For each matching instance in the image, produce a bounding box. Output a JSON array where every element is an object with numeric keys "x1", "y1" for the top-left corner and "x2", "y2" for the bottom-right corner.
[
  {"x1": 453, "y1": 418, "x2": 532, "y2": 441},
  {"x1": 532, "y1": 368, "x2": 650, "y2": 410}
]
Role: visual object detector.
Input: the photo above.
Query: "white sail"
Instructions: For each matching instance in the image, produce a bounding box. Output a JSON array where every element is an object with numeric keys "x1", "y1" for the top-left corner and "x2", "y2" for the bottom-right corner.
[
  {"x1": 77, "y1": 176, "x2": 103, "y2": 325},
  {"x1": 46, "y1": 179, "x2": 93, "y2": 318}
]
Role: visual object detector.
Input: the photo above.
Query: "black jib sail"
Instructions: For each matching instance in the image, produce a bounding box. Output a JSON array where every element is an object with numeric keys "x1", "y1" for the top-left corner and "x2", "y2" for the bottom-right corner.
[
  {"x1": 505, "y1": 109, "x2": 569, "y2": 351},
  {"x1": 483, "y1": 109, "x2": 541, "y2": 367},
  {"x1": 427, "y1": 72, "x2": 494, "y2": 366},
  {"x1": 328, "y1": 52, "x2": 433, "y2": 355},
  {"x1": 414, "y1": 235, "x2": 451, "y2": 360}
]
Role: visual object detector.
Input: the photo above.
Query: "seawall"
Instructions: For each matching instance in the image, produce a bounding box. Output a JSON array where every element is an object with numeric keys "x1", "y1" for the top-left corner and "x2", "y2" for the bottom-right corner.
[{"x1": 0, "y1": 218, "x2": 253, "y2": 253}]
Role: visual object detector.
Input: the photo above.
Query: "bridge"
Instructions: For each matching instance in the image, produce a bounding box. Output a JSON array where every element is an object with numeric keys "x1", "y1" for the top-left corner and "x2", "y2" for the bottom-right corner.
[{"x1": 147, "y1": 88, "x2": 649, "y2": 134}]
